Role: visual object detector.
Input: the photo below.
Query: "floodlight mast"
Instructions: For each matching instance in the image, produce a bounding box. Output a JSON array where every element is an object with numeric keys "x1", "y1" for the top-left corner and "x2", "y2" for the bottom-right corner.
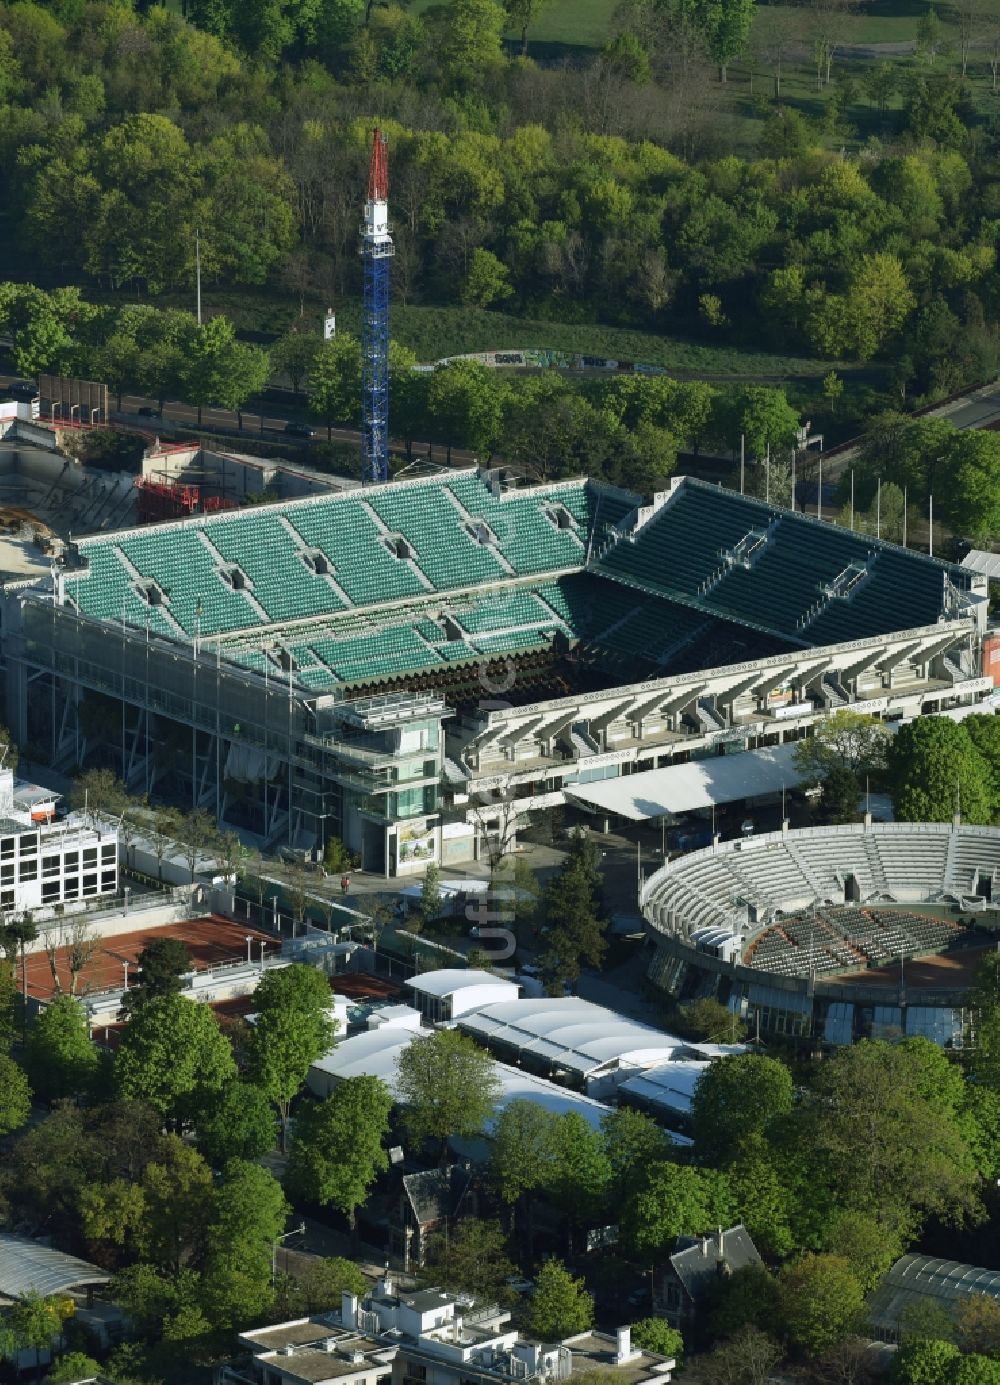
[{"x1": 361, "y1": 128, "x2": 393, "y2": 485}]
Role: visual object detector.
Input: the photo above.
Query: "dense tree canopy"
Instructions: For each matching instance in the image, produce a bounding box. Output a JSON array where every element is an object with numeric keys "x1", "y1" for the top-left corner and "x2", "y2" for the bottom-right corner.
[{"x1": 114, "y1": 992, "x2": 236, "y2": 1124}]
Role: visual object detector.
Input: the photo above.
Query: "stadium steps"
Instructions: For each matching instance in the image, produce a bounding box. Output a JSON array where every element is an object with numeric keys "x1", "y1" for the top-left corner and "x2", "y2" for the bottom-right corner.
[
  {"x1": 277, "y1": 515, "x2": 355, "y2": 609},
  {"x1": 862, "y1": 838, "x2": 892, "y2": 898},
  {"x1": 439, "y1": 486, "x2": 516, "y2": 577},
  {"x1": 195, "y1": 530, "x2": 270, "y2": 624},
  {"x1": 785, "y1": 841, "x2": 827, "y2": 901},
  {"x1": 110, "y1": 546, "x2": 187, "y2": 639}
]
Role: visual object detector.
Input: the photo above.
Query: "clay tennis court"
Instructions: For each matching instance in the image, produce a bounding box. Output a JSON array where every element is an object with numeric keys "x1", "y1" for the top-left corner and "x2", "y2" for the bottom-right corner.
[
  {"x1": 23, "y1": 914, "x2": 276, "y2": 1002},
  {"x1": 826, "y1": 940, "x2": 996, "y2": 991},
  {"x1": 329, "y1": 972, "x2": 403, "y2": 1001}
]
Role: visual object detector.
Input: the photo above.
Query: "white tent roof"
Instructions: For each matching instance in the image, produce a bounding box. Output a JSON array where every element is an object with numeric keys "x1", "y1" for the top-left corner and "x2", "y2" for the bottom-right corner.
[
  {"x1": 618, "y1": 1059, "x2": 710, "y2": 1114},
  {"x1": 310, "y1": 1025, "x2": 609, "y2": 1129},
  {"x1": 564, "y1": 742, "x2": 808, "y2": 821},
  {"x1": 457, "y1": 997, "x2": 688, "y2": 1076},
  {"x1": 311, "y1": 1027, "x2": 413, "y2": 1086},
  {"x1": 406, "y1": 968, "x2": 518, "y2": 1000},
  {"x1": 962, "y1": 549, "x2": 1000, "y2": 580}
]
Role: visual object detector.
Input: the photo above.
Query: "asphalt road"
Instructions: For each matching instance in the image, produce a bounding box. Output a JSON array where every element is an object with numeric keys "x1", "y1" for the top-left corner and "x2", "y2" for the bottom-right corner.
[
  {"x1": 10, "y1": 370, "x2": 1000, "y2": 475},
  {"x1": 0, "y1": 370, "x2": 483, "y2": 468}
]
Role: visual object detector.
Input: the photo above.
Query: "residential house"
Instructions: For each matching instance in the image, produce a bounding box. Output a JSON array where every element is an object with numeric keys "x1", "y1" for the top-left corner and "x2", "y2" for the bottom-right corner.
[{"x1": 654, "y1": 1226, "x2": 762, "y2": 1330}]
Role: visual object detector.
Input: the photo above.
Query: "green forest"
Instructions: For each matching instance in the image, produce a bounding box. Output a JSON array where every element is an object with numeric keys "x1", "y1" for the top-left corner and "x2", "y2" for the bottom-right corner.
[{"x1": 2, "y1": 0, "x2": 1000, "y2": 454}]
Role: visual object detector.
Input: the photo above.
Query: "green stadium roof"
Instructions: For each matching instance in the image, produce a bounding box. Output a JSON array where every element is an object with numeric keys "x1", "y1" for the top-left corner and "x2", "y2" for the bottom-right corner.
[{"x1": 62, "y1": 472, "x2": 974, "y2": 695}]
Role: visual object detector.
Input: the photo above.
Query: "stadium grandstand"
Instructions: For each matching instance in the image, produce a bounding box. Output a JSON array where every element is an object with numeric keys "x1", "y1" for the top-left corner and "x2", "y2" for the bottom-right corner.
[
  {"x1": 641, "y1": 821, "x2": 1000, "y2": 1045},
  {"x1": 0, "y1": 468, "x2": 993, "y2": 873}
]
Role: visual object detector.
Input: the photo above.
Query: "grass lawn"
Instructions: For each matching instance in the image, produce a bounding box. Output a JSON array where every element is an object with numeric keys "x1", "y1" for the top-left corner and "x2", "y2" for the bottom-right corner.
[
  {"x1": 408, "y1": 0, "x2": 616, "y2": 51},
  {"x1": 183, "y1": 287, "x2": 841, "y2": 379}
]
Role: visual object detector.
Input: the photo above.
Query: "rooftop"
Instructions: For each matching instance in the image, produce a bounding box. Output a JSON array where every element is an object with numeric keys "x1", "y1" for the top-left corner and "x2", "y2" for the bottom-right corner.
[
  {"x1": 868, "y1": 1254, "x2": 1000, "y2": 1336},
  {"x1": 0, "y1": 1232, "x2": 111, "y2": 1302},
  {"x1": 406, "y1": 968, "x2": 518, "y2": 999},
  {"x1": 669, "y1": 1226, "x2": 762, "y2": 1302},
  {"x1": 456, "y1": 998, "x2": 689, "y2": 1078},
  {"x1": 243, "y1": 1318, "x2": 342, "y2": 1352},
  {"x1": 309, "y1": 1024, "x2": 611, "y2": 1130}
]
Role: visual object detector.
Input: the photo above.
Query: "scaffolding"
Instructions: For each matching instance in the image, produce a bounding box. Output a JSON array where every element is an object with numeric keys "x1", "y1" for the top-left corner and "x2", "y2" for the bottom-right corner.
[{"x1": 134, "y1": 477, "x2": 237, "y2": 525}]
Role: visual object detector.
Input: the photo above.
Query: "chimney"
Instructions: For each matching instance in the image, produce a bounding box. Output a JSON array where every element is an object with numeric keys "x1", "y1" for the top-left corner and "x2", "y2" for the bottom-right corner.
[
  {"x1": 342, "y1": 1291, "x2": 358, "y2": 1329},
  {"x1": 615, "y1": 1328, "x2": 638, "y2": 1364}
]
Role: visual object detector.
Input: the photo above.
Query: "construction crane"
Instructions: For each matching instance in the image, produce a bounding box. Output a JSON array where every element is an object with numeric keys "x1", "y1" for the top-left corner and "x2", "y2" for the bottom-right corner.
[{"x1": 361, "y1": 128, "x2": 393, "y2": 485}]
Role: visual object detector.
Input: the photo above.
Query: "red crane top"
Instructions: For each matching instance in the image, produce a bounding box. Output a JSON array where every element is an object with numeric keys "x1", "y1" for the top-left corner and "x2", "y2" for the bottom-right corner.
[{"x1": 367, "y1": 128, "x2": 388, "y2": 202}]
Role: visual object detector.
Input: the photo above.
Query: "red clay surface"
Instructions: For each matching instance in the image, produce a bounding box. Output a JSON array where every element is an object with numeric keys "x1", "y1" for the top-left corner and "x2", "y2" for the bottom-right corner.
[
  {"x1": 23, "y1": 914, "x2": 275, "y2": 1002},
  {"x1": 329, "y1": 973, "x2": 403, "y2": 1001},
  {"x1": 825, "y1": 941, "x2": 995, "y2": 990}
]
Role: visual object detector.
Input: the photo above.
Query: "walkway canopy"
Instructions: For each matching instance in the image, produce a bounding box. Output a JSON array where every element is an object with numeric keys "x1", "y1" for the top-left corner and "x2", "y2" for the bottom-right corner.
[
  {"x1": 564, "y1": 743, "x2": 808, "y2": 821},
  {"x1": 0, "y1": 1233, "x2": 110, "y2": 1301}
]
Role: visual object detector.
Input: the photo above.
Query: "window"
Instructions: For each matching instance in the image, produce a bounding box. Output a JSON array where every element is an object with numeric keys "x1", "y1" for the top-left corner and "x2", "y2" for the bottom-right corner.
[
  {"x1": 19, "y1": 834, "x2": 37, "y2": 855},
  {"x1": 42, "y1": 854, "x2": 60, "y2": 877},
  {"x1": 102, "y1": 844, "x2": 116, "y2": 863},
  {"x1": 0, "y1": 890, "x2": 13, "y2": 908},
  {"x1": 0, "y1": 837, "x2": 13, "y2": 859},
  {"x1": 0, "y1": 864, "x2": 13, "y2": 886},
  {"x1": 83, "y1": 873, "x2": 98, "y2": 894},
  {"x1": 101, "y1": 871, "x2": 116, "y2": 890},
  {"x1": 64, "y1": 851, "x2": 79, "y2": 868},
  {"x1": 18, "y1": 859, "x2": 37, "y2": 882},
  {"x1": 63, "y1": 877, "x2": 79, "y2": 898},
  {"x1": 83, "y1": 848, "x2": 97, "y2": 866},
  {"x1": 41, "y1": 880, "x2": 59, "y2": 902}
]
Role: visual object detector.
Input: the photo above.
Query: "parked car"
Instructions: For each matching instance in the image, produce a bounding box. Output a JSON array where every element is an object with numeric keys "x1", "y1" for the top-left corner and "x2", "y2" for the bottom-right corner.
[
  {"x1": 284, "y1": 421, "x2": 316, "y2": 439},
  {"x1": 7, "y1": 379, "x2": 38, "y2": 402},
  {"x1": 137, "y1": 405, "x2": 162, "y2": 419}
]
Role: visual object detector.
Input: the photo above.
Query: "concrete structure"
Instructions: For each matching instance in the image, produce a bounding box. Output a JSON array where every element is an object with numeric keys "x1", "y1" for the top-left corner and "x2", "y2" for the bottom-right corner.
[
  {"x1": 223, "y1": 1318, "x2": 395, "y2": 1385},
  {"x1": 2, "y1": 470, "x2": 991, "y2": 872},
  {"x1": 641, "y1": 821, "x2": 1000, "y2": 1044},
  {"x1": 406, "y1": 968, "x2": 519, "y2": 1022},
  {"x1": 0, "y1": 767, "x2": 118, "y2": 916},
  {"x1": 221, "y1": 1275, "x2": 673, "y2": 1385}
]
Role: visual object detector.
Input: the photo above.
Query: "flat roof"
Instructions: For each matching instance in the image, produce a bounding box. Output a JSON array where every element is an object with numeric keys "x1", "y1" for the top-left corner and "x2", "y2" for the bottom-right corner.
[
  {"x1": 243, "y1": 1319, "x2": 341, "y2": 1351},
  {"x1": 565, "y1": 742, "x2": 807, "y2": 820}
]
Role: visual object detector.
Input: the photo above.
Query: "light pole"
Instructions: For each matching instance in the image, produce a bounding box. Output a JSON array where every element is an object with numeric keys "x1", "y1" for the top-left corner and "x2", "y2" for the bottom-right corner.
[
  {"x1": 245, "y1": 934, "x2": 252, "y2": 964},
  {"x1": 122, "y1": 960, "x2": 129, "y2": 991},
  {"x1": 272, "y1": 1222, "x2": 306, "y2": 1284}
]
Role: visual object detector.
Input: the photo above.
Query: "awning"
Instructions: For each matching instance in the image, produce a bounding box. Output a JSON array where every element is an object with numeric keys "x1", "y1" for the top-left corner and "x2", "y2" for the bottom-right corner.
[{"x1": 564, "y1": 742, "x2": 809, "y2": 821}]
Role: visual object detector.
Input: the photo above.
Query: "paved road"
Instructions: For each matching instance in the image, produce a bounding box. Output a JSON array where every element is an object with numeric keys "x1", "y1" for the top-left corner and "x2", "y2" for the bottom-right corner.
[{"x1": 1, "y1": 370, "x2": 482, "y2": 468}]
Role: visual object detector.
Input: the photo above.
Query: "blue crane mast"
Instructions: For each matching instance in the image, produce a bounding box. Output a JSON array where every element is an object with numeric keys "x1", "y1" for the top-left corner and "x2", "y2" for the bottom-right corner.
[{"x1": 361, "y1": 128, "x2": 393, "y2": 485}]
